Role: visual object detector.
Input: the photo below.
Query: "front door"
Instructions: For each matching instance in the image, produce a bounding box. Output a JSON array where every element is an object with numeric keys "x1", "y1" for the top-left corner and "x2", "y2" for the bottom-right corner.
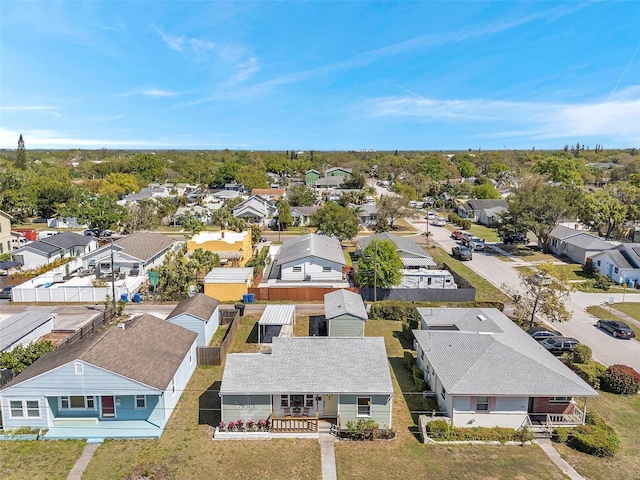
[
  {"x1": 101, "y1": 396, "x2": 115, "y2": 418},
  {"x1": 322, "y1": 394, "x2": 337, "y2": 417}
]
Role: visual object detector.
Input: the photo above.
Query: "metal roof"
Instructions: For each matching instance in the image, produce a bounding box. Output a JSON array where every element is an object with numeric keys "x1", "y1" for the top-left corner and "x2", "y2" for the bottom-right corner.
[
  {"x1": 259, "y1": 304, "x2": 296, "y2": 326},
  {"x1": 401, "y1": 257, "x2": 438, "y2": 268},
  {"x1": 204, "y1": 267, "x2": 253, "y2": 283},
  {"x1": 220, "y1": 337, "x2": 393, "y2": 395},
  {"x1": 276, "y1": 234, "x2": 346, "y2": 266},
  {"x1": 324, "y1": 289, "x2": 367, "y2": 320},
  {"x1": 358, "y1": 232, "x2": 433, "y2": 261},
  {"x1": 413, "y1": 308, "x2": 598, "y2": 397},
  {"x1": 0, "y1": 308, "x2": 56, "y2": 351}
]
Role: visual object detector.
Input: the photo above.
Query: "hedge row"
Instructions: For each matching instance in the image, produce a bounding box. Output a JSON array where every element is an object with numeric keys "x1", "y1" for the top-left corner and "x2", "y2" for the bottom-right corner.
[
  {"x1": 553, "y1": 412, "x2": 620, "y2": 457},
  {"x1": 425, "y1": 420, "x2": 532, "y2": 443},
  {"x1": 446, "y1": 213, "x2": 472, "y2": 230},
  {"x1": 369, "y1": 301, "x2": 421, "y2": 323}
]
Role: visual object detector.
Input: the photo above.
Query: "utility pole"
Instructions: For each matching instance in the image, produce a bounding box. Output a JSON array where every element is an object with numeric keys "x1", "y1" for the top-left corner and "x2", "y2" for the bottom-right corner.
[
  {"x1": 110, "y1": 238, "x2": 116, "y2": 312},
  {"x1": 373, "y1": 241, "x2": 378, "y2": 303}
]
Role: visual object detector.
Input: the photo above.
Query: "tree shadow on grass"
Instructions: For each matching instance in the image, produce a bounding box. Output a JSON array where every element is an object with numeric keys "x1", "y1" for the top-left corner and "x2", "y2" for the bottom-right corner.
[
  {"x1": 309, "y1": 315, "x2": 327, "y2": 336},
  {"x1": 392, "y1": 330, "x2": 413, "y2": 350},
  {"x1": 198, "y1": 381, "x2": 221, "y2": 426}
]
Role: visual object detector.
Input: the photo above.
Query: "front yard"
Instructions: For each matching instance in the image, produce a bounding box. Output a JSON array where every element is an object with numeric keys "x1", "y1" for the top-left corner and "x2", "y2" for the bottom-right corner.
[{"x1": 0, "y1": 439, "x2": 86, "y2": 480}]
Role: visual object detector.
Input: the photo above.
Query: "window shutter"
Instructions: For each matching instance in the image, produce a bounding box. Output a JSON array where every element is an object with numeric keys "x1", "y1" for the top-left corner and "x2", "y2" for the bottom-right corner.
[{"x1": 469, "y1": 396, "x2": 477, "y2": 411}]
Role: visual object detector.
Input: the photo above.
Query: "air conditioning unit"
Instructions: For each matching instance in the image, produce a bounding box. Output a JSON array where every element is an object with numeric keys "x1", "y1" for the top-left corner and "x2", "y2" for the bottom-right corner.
[{"x1": 305, "y1": 275, "x2": 311, "y2": 282}]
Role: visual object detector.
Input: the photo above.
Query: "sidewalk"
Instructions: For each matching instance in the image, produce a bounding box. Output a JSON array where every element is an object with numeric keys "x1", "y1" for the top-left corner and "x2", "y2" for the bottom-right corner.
[
  {"x1": 534, "y1": 439, "x2": 585, "y2": 480},
  {"x1": 67, "y1": 443, "x2": 100, "y2": 480}
]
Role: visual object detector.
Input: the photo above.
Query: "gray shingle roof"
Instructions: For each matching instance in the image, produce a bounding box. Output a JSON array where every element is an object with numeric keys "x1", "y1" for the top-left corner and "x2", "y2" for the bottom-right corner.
[
  {"x1": 14, "y1": 241, "x2": 60, "y2": 255},
  {"x1": 563, "y1": 233, "x2": 615, "y2": 251},
  {"x1": 358, "y1": 232, "x2": 432, "y2": 260},
  {"x1": 276, "y1": 234, "x2": 346, "y2": 266},
  {"x1": 413, "y1": 308, "x2": 598, "y2": 397},
  {"x1": 166, "y1": 293, "x2": 220, "y2": 322},
  {"x1": 463, "y1": 199, "x2": 508, "y2": 211},
  {"x1": 593, "y1": 243, "x2": 640, "y2": 269},
  {"x1": 41, "y1": 231, "x2": 94, "y2": 249},
  {"x1": 220, "y1": 337, "x2": 392, "y2": 395},
  {"x1": 115, "y1": 232, "x2": 175, "y2": 263},
  {"x1": 0, "y1": 308, "x2": 56, "y2": 351},
  {"x1": 550, "y1": 225, "x2": 583, "y2": 240},
  {"x1": 324, "y1": 289, "x2": 367, "y2": 320},
  {"x1": 1, "y1": 314, "x2": 197, "y2": 392},
  {"x1": 291, "y1": 206, "x2": 320, "y2": 217}
]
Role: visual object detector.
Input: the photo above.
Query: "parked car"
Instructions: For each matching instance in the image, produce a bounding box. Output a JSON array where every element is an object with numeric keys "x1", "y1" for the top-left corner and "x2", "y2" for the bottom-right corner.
[
  {"x1": 432, "y1": 217, "x2": 446, "y2": 227},
  {"x1": 84, "y1": 228, "x2": 112, "y2": 237},
  {"x1": 259, "y1": 237, "x2": 268, "y2": 243},
  {"x1": 540, "y1": 336, "x2": 579, "y2": 355},
  {"x1": 83, "y1": 229, "x2": 98, "y2": 237},
  {"x1": 426, "y1": 211, "x2": 437, "y2": 220},
  {"x1": 451, "y1": 230, "x2": 465, "y2": 241},
  {"x1": 452, "y1": 245, "x2": 473, "y2": 261},
  {"x1": 0, "y1": 285, "x2": 15, "y2": 300},
  {"x1": 501, "y1": 232, "x2": 530, "y2": 245},
  {"x1": 596, "y1": 320, "x2": 636, "y2": 339},
  {"x1": 464, "y1": 236, "x2": 485, "y2": 251},
  {"x1": 527, "y1": 326, "x2": 562, "y2": 341},
  {"x1": 460, "y1": 232, "x2": 474, "y2": 244}
]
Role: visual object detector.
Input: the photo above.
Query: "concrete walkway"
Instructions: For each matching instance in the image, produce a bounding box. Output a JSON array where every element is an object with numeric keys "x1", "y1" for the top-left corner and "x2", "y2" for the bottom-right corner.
[
  {"x1": 67, "y1": 443, "x2": 100, "y2": 480},
  {"x1": 319, "y1": 433, "x2": 338, "y2": 480},
  {"x1": 534, "y1": 439, "x2": 585, "y2": 480}
]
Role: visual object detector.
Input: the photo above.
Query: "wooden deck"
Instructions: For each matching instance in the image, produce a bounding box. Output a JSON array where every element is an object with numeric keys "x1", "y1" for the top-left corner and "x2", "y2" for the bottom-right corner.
[{"x1": 271, "y1": 414, "x2": 319, "y2": 433}]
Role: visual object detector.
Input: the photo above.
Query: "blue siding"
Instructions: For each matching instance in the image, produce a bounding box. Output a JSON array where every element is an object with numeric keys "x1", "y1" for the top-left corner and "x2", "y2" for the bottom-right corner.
[
  {"x1": 1, "y1": 397, "x2": 49, "y2": 430},
  {"x1": 169, "y1": 309, "x2": 219, "y2": 347}
]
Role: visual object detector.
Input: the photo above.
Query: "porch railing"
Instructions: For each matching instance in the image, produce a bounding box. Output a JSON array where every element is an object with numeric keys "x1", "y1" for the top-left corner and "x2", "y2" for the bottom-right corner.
[{"x1": 271, "y1": 413, "x2": 319, "y2": 433}]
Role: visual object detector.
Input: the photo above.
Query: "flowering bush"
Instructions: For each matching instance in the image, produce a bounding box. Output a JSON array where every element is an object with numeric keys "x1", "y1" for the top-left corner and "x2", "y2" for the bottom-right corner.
[
  {"x1": 600, "y1": 364, "x2": 640, "y2": 395},
  {"x1": 247, "y1": 420, "x2": 256, "y2": 431},
  {"x1": 218, "y1": 421, "x2": 227, "y2": 432},
  {"x1": 220, "y1": 419, "x2": 270, "y2": 433}
]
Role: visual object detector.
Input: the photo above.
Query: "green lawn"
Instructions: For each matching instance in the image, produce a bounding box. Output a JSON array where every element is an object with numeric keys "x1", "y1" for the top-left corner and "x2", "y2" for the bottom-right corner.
[
  {"x1": 587, "y1": 305, "x2": 640, "y2": 341},
  {"x1": 0, "y1": 439, "x2": 86, "y2": 480},
  {"x1": 554, "y1": 393, "x2": 640, "y2": 480},
  {"x1": 609, "y1": 302, "x2": 640, "y2": 321},
  {"x1": 334, "y1": 320, "x2": 566, "y2": 480}
]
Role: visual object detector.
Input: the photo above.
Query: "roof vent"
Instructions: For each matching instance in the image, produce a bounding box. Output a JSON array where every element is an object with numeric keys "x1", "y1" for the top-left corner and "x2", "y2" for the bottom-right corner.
[{"x1": 477, "y1": 314, "x2": 486, "y2": 321}]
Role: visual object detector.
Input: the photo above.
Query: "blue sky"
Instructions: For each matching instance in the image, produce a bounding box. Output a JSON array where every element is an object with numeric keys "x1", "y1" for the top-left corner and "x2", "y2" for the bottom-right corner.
[{"x1": 1, "y1": 1, "x2": 639, "y2": 151}]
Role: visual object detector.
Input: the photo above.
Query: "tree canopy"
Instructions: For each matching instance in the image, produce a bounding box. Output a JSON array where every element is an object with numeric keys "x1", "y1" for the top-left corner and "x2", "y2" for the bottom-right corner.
[
  {"x1": 356, "y1": 240, "x2": 403, "y2": 288},
  {"x1": 287, "y1": 185, "x2": 318, "y2": 206},
  {"x1": 311, "y1": 202, "x2": 359, "y2": 241}
]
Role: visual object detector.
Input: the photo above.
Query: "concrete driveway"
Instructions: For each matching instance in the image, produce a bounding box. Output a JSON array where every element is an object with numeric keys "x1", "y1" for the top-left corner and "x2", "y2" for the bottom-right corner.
[{"x1": 410, "y1": 218, "x2": 640, "y2": 371}]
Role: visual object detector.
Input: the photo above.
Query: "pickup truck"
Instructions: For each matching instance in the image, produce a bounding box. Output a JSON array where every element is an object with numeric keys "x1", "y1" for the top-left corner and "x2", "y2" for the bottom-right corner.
[{"x1": 501, "y1": 233, "x2": 530, "y2": 245}]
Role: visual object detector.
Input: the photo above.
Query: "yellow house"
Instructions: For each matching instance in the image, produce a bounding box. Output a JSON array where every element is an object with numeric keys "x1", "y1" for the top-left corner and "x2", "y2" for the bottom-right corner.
[
  {"x1": 187, "y1": 230, "x2": 253, "y2": 267},
  {"x1": 0, "y1": 210, "x2": 13, "y2": 255},
  {"x1": 204, "y1": 267, "x2": 253, "y2": 302}
]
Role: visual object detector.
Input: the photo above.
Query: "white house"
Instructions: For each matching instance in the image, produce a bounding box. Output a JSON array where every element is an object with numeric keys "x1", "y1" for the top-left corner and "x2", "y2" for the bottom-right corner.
[
  {"x1": 413, "y1": 308, "x2": 598, "y2": 429},
  {"x1": 12, "y1": 232, "x2": 98, "y2": 269},
  {"x1": 276, "y1": 234, "x2": 346, "y2": 282},
  {"x1": 591, "y1": 243, "x2": 640, "y2": 286},
  {"x1": 0, "y1": 308, "x2": 56, "y2": 352},
  {"x1": 232, "y1": 195, "x2": 271, "y2": 225},
  {"x1": 548, "y1": 225, "x2": 616, "y2": 264}
]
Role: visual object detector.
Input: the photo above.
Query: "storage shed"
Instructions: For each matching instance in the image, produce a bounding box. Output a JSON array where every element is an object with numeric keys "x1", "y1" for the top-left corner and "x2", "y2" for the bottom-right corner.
[{"x1": 324, "y1": 289, "x2": 367, "y2": 337}]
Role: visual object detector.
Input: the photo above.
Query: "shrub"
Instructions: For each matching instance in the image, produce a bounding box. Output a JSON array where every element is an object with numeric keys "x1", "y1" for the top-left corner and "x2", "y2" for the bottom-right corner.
[
  {"x1": 460, "y1": 219, "x2": 472, "y2": 230},
  {"x1": 425, "y1": 422, "x2": 529, "y2": 443},
  {"x1": 572, "y1": 344, "x2": 592, "y2": 364},
  {"x1": 425, "y1": 420, "x2": 450, "y2": 437},
  {"x1": 565, "y1": 360, "x2": 606, "y2": 389},
  {"x1": 552, "y1": 427, "x2": 571, "y2": 443},
  {"x1": 592, "y1": 273, "x2": 614, "y2": 291},
  {"x1": 346, "y1": 418, "x2": 380, "y2": 440},
  {"x1": 403, "y1": 351, "x2": 416, "y2": 371},
  {"x1": 600, "y1": 364, "x2": 640, "y2": 395},
  {"x1": 412, "y1": 365, "x2": 426, "y2": 389},
  {"x1": 569, "y1": 424, "x2": 620, "y2": 457},
  {"x1": 369, "y1": 301, "x2": 421, "y2": 324}
]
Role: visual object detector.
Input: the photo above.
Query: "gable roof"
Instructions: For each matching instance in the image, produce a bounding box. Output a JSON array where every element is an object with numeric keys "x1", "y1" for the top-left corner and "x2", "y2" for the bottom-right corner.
[
  {"x1": 593, "y1": 243, "x2": 640, "y2": 269},
  {"x1": 358, "y1": 232, "x2": 436, "y2": 267},
  {"x1": 276, "y1": 233, "x2": 346, "y2": 266},
  {"x1": 220, "y1": 337, "x2": 392, "y2": 395},
  {"x1": 413, "y1": 308, "x2": 597, "y2": 397},
  {"x1": 251, "y1": 188, "x2": 285, "y2": 196},
  {"x1": 166, "y1": 293, "x2": 220, "y2": 322},
  {"x1": 291, "y1": 206, "x2": 320, "y2": 217},
  {"x1": 325, "y1": 167, "x2": 353, "y2": 175},
  {"x1": 40, "y1": 231, "x2": 95, "y2": 249},
  {"x1": 462, "y1": 199, "x2": 508, "y2": 211},
  {"x1": 562, "y1": 232, "x2": 616, "y2": 251},
  {"x1": 13, "y1": 240, "x2": 60, "y2": 255},
  {"x1": 324, "y1": 289, "x2": 367, "y2": 320},
  {"x1": 550, "y1": 225, "x2": 584, "y2": 240},
  {"x1": 1, "y1": 314, "x2": 197, "y2": 392},
  {"x1": 115, "y1": 232, "x2": 174, "y2": 263},
  {"x1": 0, "y1": 308, "x2": 56, "y2": 351}
]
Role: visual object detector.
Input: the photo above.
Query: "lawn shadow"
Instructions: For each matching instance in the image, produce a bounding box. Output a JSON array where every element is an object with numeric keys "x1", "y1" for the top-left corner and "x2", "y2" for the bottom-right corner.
[
  {"x1": 309, "y1": 315, "x2": 327, "y2": 336},
  {"x1": 392, "y1": 330, "x2": 413, "y2": 350},
  {"x1": 198, "y1": 381, "x2": 221, "y2": 426},
  {"x1": 246, "y1": 321, "x2": 258, "y2": 344}
]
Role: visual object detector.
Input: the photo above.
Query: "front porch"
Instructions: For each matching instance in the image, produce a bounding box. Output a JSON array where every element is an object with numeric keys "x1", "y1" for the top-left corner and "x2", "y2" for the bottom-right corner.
[
  {"x1": 526, "y1": 404, "x2": 585, "y2": 434},
  {"x1": 43, "y1": 419, "x2": 163, "y2": 440}
]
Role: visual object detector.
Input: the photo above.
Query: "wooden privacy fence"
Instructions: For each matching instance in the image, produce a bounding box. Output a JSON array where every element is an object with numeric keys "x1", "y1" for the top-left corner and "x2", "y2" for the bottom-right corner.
[
  {"x1": 56, "y1": 307, "x2": 116, "y2": 349},
  {"x1": 248, "y1": 286, "x2": 359, "y2": 302},
  {"x1": 196, "y1": 308, "x2": 239, "y2": 366}
]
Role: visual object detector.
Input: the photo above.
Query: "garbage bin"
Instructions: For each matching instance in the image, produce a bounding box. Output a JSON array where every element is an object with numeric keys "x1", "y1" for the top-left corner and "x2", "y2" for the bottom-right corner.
[
  {"x1": 242, "y1": 294, "x2": 250, "y2": 303},
  {"x1": 120, "y1": 293, "x2": 129, "y2": 302},
  {"x1": 235, "y1": 303, "x2": 245, "y2": 317},
  {"x1": 247, "y1": 293, "x2": 255, "y2": 303},
  {"x1": 133, "y1": 292, "x2": 142, "y2": 303}
]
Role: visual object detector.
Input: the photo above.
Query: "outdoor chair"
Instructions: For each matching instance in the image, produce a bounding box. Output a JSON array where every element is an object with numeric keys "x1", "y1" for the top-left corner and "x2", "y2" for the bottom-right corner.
[
  {"x1": 302, "y1": 407, "x2": 310, "y2": 417},
  {"x1": 283, "y1": 407, "x2": 291, "y2": 417}
]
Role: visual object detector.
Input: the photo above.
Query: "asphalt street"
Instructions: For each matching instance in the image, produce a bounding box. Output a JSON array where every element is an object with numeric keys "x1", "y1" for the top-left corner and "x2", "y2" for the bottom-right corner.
[{"x1": 410, "y1": 218, "x2": 640, "y2": 371}]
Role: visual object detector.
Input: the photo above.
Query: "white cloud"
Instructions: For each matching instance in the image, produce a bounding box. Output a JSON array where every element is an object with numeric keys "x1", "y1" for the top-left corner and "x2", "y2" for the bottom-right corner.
[
  {"x1": 153, "y1": 25, "x2": 185, "y2": 52},
  {"x1": 0, "y1": 105, "x2": 61, "y2": 117},
  {"x1": 121, "y1": 88, "x2": 180, "y2": 98}
]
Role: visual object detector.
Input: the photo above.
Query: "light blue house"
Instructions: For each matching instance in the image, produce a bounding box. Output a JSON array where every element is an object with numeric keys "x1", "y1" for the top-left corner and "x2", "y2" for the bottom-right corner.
[
  {"x1": 0, "y1": 314, "x2": 197, "y2": 440},
  {"x1": 166, "y1": 293, "x2": 221, "y2": 347}
]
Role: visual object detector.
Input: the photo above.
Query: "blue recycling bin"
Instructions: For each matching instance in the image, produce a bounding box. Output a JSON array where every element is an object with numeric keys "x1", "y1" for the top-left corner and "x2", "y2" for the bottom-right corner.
[
  {"x1": 133, "y1": 292, "x2": 142, "y2": 303},
  {"x1": 242, "y1": 294, "x2": 250, "y2": 303},
  {"x1": 247, "y1": 293, "x2": 255, "y2": 303},
  {"x1": 120, "y1": 293, "x2": 129, "y2": 302}
]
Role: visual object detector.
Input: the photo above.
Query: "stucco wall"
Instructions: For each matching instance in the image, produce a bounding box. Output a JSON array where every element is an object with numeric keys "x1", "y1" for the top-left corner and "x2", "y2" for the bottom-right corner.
[{"x1": 204, "y1": 282, "x2": 248, "y2": 302}]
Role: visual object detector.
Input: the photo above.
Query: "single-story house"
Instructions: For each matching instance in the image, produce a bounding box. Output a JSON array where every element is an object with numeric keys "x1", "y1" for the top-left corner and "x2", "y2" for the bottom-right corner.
[
  {"x1": 81, "y1": 232, "x2": 175, "y2": 277},
  {"x1": 0, "y1": 314, "x2": 197, "y2": 439},
  {"x1": 204, "y1": 267, "x2": 253, "y2": 302},
  {"x1": 251, "y1": 188, "x2": 285, "y2": 201},
  {"x1": 118, "y1": 186, "x2": 171, "y2": 206},
  {"x1": 276, "y1": 234, "x2": 346, "y2": 282},
  {"x1": 174, "y1": 205, "x2": 212, "y2": 225},
  {"x1": 0, "y1": 308, "x2": 56, "y2": 352},
  {"x1": 413, "y1": 308, "x2": 598, "y2": 429},
  {"x1": 324, "y1": 289, "x2": 367, "y2": 337},
  {"x1": 12, "y1": 232, "x2": 98, "y2": 269},
  {"x1": 548, "y1": 225, "x2": 616, "y2": 264},
  {"x1": 166, "y1": 293, "x2": 221, "y2": 347},
  {"x1": 219, "y1": 337, "x2": 393, "y2": 433},
  {"x1": 232, "y1": 195, "x2": 271, "y2": 225},
  {"x1": 591, "y1": 243, "x2": 640, "y2": 286},
  {"x1": 458, "y1": 200, "x2": 508, "y2": 222},
  {"x1": 312, "y1": 177, "x2": 344, "y2": 189},
  {"x1": 353, "y1": 204, "x2": 378, "y2": 226},
  {"x1": 291, "y1": 206, "x2": 319, "y2": 227},
  {"x1": 187, "y1": 230, "x2": 252, "y2": 267},
  {"x1": 357, "y1": 232, "x2": 436, "y2": 270},
  {"x1": 477, "y1": 205, "x2": 508, "y2": 226}
]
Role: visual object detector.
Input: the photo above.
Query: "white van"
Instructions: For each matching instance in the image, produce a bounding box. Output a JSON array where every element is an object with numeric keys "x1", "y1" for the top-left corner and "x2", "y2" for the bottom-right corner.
[{"x1": 38, "y1": 230, "x2": 58, "y2": 240}]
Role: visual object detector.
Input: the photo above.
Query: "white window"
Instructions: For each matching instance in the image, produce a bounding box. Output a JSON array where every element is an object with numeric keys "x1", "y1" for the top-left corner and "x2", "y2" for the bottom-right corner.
[
  {"x1": 135, "y1": 395, "x2": 147, "y2": 409},
  {"x1": 357, "y1": 397, "x2": 371, "y2": 417},
  {"x1": 293, "y1": 266, "x2": 302, "y2": 273},
  {"x1": 280, "y1": 395, "x2": 289, "y2": 408},
  {"x1": 549, "y1": 397, "x2": 572, "y2": 403},
  {"x1": 305, "y1": 395, "x2": 314, "y2": 407},
  {"x1": 74, "y1": 363, "x2": 84, "y2": 374},
  {"x1": 476, "y1": 396, "x2": 489, "y2": 412},
  {"x1": 60, "y1": 396, "x2": 95, "y2": 409},
  {"x1": 9, "y1": 400, "x2": 40, "y2": 418},
  {"x1": 322, "y1": 266, "x2": 331, "y2": 273}
]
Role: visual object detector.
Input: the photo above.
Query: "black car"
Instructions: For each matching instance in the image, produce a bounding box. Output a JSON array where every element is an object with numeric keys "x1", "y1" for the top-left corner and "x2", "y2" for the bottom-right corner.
[
  {"x1": 541, "y1": 336, "x2": 579, "y2": 355},
  {"x1": 596, "y1": 320, "x2": 636, "y2": 339},
  {"x1": 526, "y1": 326, "x2": 562, "y2": 341},
  {"x1": 501, "y1": 232, "x2": 530, "y2": 245},
  {"x1": 452, "y1": 245, "x2": 473, "y2": 261},
  {"x1": 0, "y1": 285, "x2": 15, "y2": 300}
]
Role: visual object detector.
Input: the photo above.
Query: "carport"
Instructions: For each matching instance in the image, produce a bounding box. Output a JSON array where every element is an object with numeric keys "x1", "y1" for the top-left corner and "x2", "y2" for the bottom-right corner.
[{"x1": 258, "y1": 304, "x2": 296, "y2": 344}]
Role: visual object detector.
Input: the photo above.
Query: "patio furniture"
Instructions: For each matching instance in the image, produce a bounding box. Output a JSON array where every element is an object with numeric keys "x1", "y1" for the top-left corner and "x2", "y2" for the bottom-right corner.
[
  {"x1": 292, "y1": 407, "x2": 302, "y2": 417},
  {"x1": 302, "y1": 407, "x2": 310, "y2": 417},
  {"x1": 283, "y1": 407, "x2": 291, "y2": 417}
]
